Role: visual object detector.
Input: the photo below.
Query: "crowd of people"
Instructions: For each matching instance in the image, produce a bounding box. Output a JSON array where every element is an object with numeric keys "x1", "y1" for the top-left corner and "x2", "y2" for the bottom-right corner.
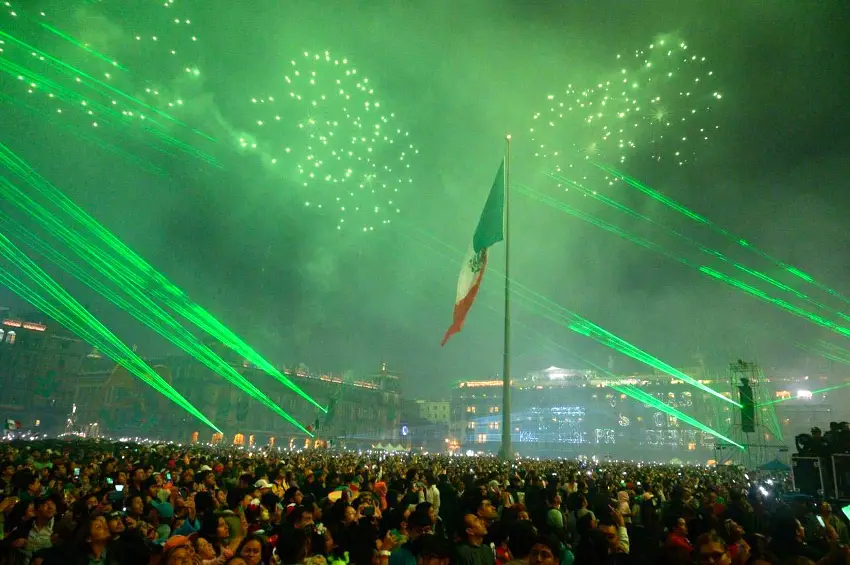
[
  {"x1": 0, "y1": 438, "x2": 846, "y2": 565},
  {"x1": 796, "y1": 423, "x2": 850, "y2": 458}
]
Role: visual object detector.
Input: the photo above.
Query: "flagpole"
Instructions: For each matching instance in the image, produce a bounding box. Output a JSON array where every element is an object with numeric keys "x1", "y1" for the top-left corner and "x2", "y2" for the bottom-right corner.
[{"x1": 500, "y1": 134, "x2": 512, "y2": 461}]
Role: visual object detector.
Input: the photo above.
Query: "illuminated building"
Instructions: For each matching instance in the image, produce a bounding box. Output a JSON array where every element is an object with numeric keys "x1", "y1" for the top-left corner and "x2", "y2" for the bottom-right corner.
[
  {"x1": 452, "y1": 366, "x2": 726, "y2": 461},
  {"x1": 411, "y1": 400, "x2": 451, "y2": 425},
  {"x1": 398, "y1": 399, "x2": 451, "y2": 452}
]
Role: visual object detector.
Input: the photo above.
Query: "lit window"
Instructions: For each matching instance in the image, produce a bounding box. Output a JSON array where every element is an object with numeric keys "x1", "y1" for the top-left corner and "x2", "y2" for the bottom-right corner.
[
  {"x1": 466, "y1": 406, "x2": 476, "y2": 413},
  {"x1": 476, "y1": 433, "x2": 487, "y2": 443},
  {"x1": 467, "y1": 421, "x2": 475, "y2": 430},
  {"x1": 488, "y1": 421, "x2": 500, "y2": 430},
  {"x1": 6, "y1": 331, "x2": 15, "y2": 345}
]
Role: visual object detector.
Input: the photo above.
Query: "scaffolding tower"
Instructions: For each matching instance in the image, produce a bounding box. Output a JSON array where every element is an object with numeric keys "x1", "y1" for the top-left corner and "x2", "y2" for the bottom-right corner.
[{"x1": 714, "y1": 360, "x2": 786, "y2": 468}]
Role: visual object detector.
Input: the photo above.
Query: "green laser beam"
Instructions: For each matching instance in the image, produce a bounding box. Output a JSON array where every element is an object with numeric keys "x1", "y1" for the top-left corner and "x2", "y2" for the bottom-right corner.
[
  {"x1": 796, "y1": 342, "x2": 850, "y2": 366},
  {"x1": 547, "y1": 171, "x2": 850, "y2": 326},
  {"x1": 0, "y1": 143, "x2": 326, "y2": 413},
  {"x1": 398, "y1": 220, "x2": 737, "y2": 407},
  {"x1": 596, "y1": 162, "x2": 850, "y2": 306},
  {"x1": 0, "y1": 230, "x2": 219, "y2": 432},
  {"x1": 0, "y1": 31, "x2": 215, "y2": 142},
  {"x1": 39, "y1": 23, "x2": 127, "y2": 71},
  {"x1": 0, "y1": 58, "x2": 218, "y2": 166},
  {"x1": 518, "y1": 182, "x2": 850, "y2": 345},
  {"x1": 0, "y1": 92, "x2": 167, "y2": 177},
  {"x1": 816, "y1": 339, "x2": 850, "y2": 359},
  {"x1": 0, "y1": 208, "x2": 312, "y2": 435},
  {"x1": 398, "y1": 228, "x2": 742, "y2": 448},
  {"x1": 757, "y1": 382, "x2": 850, "y2": 407}
]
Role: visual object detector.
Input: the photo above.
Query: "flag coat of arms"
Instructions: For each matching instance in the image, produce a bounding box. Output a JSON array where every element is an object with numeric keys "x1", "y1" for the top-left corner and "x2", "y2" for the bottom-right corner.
[{"x1": 442, "y1": 160, "x2": 506, "y2": 346}]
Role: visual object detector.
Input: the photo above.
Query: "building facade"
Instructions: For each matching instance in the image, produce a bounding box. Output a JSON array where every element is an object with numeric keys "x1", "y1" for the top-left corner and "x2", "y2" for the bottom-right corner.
[
  {"x1": 452, "y1": 366, "x2": 735, "y2": 462},
  {"x1": 0, "y1": 313, "x2": 94, "y2": 431},
  {"x1": 0, "y1": 308, "x2": 403, "y2": 444},
  {"x1": 150, "y1": 346, "x2": 403, "y2": 446},
  {"x1": 412, "y1": 400, "x2": 451, "y2": 425},
  {"x1": 450, "y1": 365, "x2": 850, "y2": 462}
]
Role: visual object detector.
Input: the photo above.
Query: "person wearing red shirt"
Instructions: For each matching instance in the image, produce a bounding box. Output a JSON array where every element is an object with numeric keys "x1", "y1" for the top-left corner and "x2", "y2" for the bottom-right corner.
[{"x1": 666, "y1": 517, "x2": 693, "y2": 552}]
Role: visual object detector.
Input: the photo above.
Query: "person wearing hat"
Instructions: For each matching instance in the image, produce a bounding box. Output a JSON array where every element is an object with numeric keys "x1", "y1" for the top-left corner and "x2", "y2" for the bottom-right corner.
[
  {"x1": 305, "y1": 469, "x2": 326, "y2": 501},
  {"x1": 162, "y1": 534, "x2": 195, "y2": 564},
  {"x1": 253, "y1": 479, "x2": 274, "y2": 503},
  {"x1": 146, "y1": 487, "x2": 175, "y2": 541}
]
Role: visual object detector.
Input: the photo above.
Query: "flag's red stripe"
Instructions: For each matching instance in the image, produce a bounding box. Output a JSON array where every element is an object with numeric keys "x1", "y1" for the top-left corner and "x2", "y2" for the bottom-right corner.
[{"x1": 441, "y1": 255, "x2": 488, "y2": 346}]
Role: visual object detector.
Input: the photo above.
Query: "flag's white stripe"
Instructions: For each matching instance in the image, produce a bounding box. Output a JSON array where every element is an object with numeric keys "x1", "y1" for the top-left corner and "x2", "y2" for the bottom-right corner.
[{"x1": 454, "y1": 246, "x2": 477, "y2": 303}]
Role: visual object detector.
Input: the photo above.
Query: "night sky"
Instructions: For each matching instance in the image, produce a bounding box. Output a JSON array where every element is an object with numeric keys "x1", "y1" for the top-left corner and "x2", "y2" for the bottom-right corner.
[{"x1": 2, "y1": 0, "x2": 849, "y2": 398}]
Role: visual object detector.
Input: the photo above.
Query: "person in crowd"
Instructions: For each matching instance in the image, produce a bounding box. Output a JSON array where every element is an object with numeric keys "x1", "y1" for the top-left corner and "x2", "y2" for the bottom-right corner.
[
  {"x1": 423, "y1": 473, "x2": 440, "y2": 518},
  {"x1": 455, "y1": 513, "x2": 494, "y2": 565},
  {"x1": 236, "y1": 533, "x2": 267, "y2": 565},
  {"x1": 544, "y1": 490, "x2": 565, "y2": 541},
  {"x1": 529, "y1": 534, "x2": 563, "y2": 565},
  {"x1": 276, "y1": 528, "x2": 311, "y2": 565},
  {"x1": 416, "y1": 534, "x2": 452, "y2": 565},
  {"x1": 389, "y1": 510, "x2": 432, "y2": 565},
  {"x1": 504, "y1": 520, "x2": 537, "y2": 565},
  {"x1": 665, "y1": 517, "x2": 692, "y2": 552},
  {"x1": 194, "y1": 533, "x2": 235, "y2": 565},
  {"x1": 0, "y1": 436, "x2": 815, "y2": 565},
  {"x1": 721, "y1": 518, "x2": 750, "y2": 564},
  {"x1": 696, "y1": 532, "x2": 731, "y2": 565}
]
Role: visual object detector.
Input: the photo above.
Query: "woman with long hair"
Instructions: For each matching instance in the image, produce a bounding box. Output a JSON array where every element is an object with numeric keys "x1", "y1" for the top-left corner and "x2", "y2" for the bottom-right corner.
[
  {"x1": 199, "y1": 513, "x2": 237, "y2": 556},
  {"x1": 236, "y1": 533, "x2": 269, "y2": 565},
  {"x1": 64, "y1": 516, "x2": 121, "y2": 565}
]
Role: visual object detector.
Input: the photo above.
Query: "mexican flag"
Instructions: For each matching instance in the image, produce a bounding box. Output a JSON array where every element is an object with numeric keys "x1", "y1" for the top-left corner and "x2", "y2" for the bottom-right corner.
[{"x1": 441, "y1": 160, "x2": 506, "y2": 346}]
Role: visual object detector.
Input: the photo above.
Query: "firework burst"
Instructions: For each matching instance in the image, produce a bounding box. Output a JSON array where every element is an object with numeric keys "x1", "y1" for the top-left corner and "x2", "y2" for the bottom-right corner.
[
  {"x1": 531, "y1": 35, "x2": 721, "y2": 173},
  {"x1": 237, "y1": 50, "x2": 417, "y2": 232}
]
